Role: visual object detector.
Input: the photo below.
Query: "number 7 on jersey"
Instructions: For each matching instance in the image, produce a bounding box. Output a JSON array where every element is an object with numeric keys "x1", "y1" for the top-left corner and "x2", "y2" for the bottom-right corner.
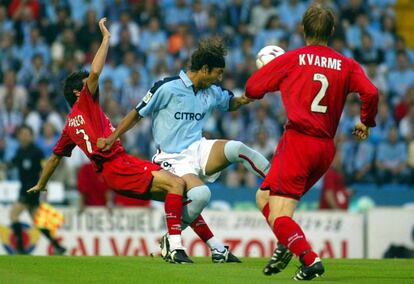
[{"x1": 76, "y1": 128, "x2": 93, "y2": 153}]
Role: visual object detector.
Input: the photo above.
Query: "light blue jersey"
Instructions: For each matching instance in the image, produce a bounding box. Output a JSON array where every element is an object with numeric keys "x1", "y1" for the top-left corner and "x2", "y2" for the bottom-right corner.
[{"x1": 135, "y1": 70, "x2": 234, "y2": 153}]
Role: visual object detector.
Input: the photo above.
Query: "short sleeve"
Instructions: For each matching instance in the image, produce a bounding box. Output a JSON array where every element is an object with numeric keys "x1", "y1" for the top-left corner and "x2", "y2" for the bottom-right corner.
[
  {"x1": 135, "y1": 83, "x2": 172, "y2": 117},
  {"x1": 53, "y1": 129, "x2": 76, "y2": 157},
  {"x1": 212, "y1": 85, "x2": 234, "y2": 112}
]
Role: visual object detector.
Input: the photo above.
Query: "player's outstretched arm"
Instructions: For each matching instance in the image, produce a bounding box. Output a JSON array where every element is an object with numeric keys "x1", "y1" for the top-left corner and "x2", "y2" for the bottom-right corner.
[
  {"x1": 97, "y1": 109, "x2": 141, "y2": 151},
  {"x1": 86, "y1": 17, "x2": 111, "y2": 96},
  {"x1": 27, "y1": 154, "x2": 63, "y2": 193},
  {"x1": 228, "y1": 93, "x2": 253, "y2": 111}
]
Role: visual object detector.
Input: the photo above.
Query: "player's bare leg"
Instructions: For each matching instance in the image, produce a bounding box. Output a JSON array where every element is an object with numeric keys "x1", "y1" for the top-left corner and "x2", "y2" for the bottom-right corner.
[
  {"x1": 10, "y1": 202, "x2": 26, "y2": 254},
  {"x1": 268, "y1": 196, "x2": 324, "y2": 280},
  {"x1": 205, "y1": 140, "x2": 270, "y2": 178},
  {"x1": 150, "y1": 170, "x2": 192, "y2": 264}
]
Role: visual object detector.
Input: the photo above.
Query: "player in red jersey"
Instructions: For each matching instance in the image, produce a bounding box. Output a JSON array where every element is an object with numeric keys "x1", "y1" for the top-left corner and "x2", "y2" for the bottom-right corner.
[
  {"x1": 245, "y1": 5, "x2": 378, "y2": 280},
  {"x1": 27, "y1": 18, "x2": 192, "y2": 263}
]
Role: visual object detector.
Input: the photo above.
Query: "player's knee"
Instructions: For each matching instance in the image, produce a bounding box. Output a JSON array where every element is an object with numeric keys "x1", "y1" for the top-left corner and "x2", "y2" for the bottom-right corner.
[
  {"x1": 169, "y1": 177, "x2": 185, "y2": 195},
  {"x1": 224, "y1": 140, "x2": 244, "y2": 162},
  {"x1": 188, "y1": 185, "x2": 211, "y2": 209},
  {"x1": 256, "y1": 189, "x2": 269, "y2": 210}
]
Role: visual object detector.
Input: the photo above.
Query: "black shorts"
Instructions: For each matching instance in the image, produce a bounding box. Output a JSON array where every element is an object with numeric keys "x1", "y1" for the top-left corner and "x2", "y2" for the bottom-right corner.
[{"x1": 18, "y1": 186, "x2": 40, "y2": 208}]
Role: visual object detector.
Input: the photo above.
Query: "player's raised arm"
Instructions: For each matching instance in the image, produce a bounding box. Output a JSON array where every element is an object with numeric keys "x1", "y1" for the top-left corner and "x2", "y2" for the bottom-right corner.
[
  {"x1": 97, "y1": 109, "x2": 141, "y2": 151},
  {"x1": 245, "y1": 56, "x2": 287, "y2": 100},
  {"x1": 27, "y1": 154, "x2": 63, "y2": 193},
  {"x1": 86, "y1": 18, "x2": 111, "y2": 96}
]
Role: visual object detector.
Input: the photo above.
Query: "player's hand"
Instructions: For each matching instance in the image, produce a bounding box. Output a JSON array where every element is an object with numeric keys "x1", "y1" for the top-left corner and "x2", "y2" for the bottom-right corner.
[
  {"x1": 97, "y1": 137, "x2": 114, "y2": 151},
  {"x1": 240, "y1": 93, "x2": 254, "y2": 105},
  {"x1": 98, "y1": 17, "x2": 110, "y2": 38},
  {"x1": 352, "y1": 122, "x2": 369, "y2": 140},
  {"x1": 27, "y1": 184, "x2": 47, "y2": 194}
]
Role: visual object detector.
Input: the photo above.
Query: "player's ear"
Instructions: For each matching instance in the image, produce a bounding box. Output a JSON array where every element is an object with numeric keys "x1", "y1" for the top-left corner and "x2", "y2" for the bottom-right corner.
[
  {"x1": 201, "y1": 64, "x2": 209, "y2": 74},
  {"x1": 330, "y1": 27, "x2": 335, "y2": 37}
]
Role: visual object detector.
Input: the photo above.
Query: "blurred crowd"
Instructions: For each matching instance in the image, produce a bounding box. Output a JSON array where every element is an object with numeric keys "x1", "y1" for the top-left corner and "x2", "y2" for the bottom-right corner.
[{"x1": 1, "y1": 0, "x2": 414, "y2": 200}]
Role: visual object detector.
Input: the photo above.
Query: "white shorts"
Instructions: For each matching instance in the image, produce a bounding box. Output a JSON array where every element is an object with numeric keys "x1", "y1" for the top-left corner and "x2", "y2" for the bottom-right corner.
[{"x1": 152, "y1": 138, "x2": 221, "y2": 183}]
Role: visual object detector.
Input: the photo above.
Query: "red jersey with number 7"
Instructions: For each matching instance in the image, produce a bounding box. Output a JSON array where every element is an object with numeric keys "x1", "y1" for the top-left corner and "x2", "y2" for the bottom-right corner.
[
  {"x1": 246, "y1": 45, "x2": 378, "y2": 138},
  {"x1": 53, "y1": 85, "x2": 124, "y2": 168}
]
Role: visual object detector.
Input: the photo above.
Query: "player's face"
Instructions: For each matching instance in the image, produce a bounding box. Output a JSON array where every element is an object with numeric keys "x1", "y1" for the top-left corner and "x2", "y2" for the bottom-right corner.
[{"x1": 200, "y1": 67, "x2": 224, "y2": 89}]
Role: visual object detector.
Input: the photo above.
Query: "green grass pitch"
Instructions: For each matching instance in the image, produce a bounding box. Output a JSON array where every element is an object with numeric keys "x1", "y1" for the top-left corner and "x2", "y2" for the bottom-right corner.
[{"x1": 1, "y1": 256, "x2": 413, "y2": 284}]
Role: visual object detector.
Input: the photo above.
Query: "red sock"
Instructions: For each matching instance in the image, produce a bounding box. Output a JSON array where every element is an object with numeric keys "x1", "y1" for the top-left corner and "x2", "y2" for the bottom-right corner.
[
  {"x1": 190, "y1": 215, "x2": 214, "y2": 242},
  {"x1": 261, "y1": 203, "x2": 270, "y2": 223},
  {"x1": 164, "y1": 193, "x2": 183, "y2": 236},
  {"x1": 273, "y1": 216, "x2": 318, "y2": 266}
]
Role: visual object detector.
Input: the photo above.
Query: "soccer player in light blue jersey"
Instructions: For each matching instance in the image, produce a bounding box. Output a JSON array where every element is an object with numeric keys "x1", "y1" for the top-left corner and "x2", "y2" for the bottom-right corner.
[{"x1": 98, "y1": 38, "x2": 271, "y2": 263}]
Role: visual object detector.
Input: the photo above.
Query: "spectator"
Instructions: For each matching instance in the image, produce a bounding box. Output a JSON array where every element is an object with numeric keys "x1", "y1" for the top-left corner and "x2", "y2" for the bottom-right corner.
[
  {"x1": 164, "y1": 0, "x2": 192, "y2": 32},
  {"x1": 278, "y1": 0, "x2": 307, "y2": 32},
  {"x1": 253, "y1": 15, "x2": 286, "y2": 54},
  {"x1": 77, "y1": 9, "x2": 102, "y2": 52},
  {"x1": 249, "y1": 0, "x2": 278, "y2": 32},
  {"x1": 17, "y1": 53, "x2": 50, "y2": 94},
  {"x1": 25, "y1": 97, "x2": 64, "y2": 137},
  {"x1": 35, "y1": 122, "x2": 58, "y2": 157},
  {"x1": 251, "y1": 129, "x2": 277, "y2": 161},
  {"x1": 109, "y1": 10, "x2": 140, "y2": 47},
  {"x1": 191, "y1": 0, "x2": 208, "y2": 33},
  {"x1": 369, "y1": 102, "x2": 394, "y2": 144},
  {"x1": 399, "y1": 104, "x2": 414, "y2": 141},
  {"x1": 341, "y1": 135, "x2": 376, "y2": 183},
  {"x1": 0, "y1": 32, "x2": 21, "y2": 73},
  {"x1": 0, "y1": 94, "x2": 23, "y2": 137},
  {"x1": 19, "y1": 26, "x2": 50, "y2": 65},
  {"x1": 354, "y1": 32, "x2": 384, "y2": 65},
  {"x1": 77, "y1": 162, "x2": 112, "y2": 213},
  {"x1": 41, "y1": 6, "x2": 74, "y2": 45},
  {"x1": 394, "y1": 86, "x2": 414, "y2": 123},
  {"x1": 376, "y1": 126, "x2": 410, "y2": 184},
  {"x1": 387, "y1": 52, "x2": 414, "y2": 103},
  {"x1": 0, "y1": 70, "x2": 28, "y2": 111},
  {"x1": 139, "y1": 17, "x2": 167, "y2": 55},
  {"x1": 320, "y1": 152, "x2": 352, "y2": 210}
]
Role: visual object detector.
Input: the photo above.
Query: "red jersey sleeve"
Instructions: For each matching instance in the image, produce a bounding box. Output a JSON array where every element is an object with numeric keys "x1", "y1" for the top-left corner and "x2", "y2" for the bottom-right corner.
[
  {"x1": 348, "y1": 60, "x2": 378, "y2": 127},
  {"x1": 53, "y1": 129, "x2": 76, "y2": 157},
  {"x1": 245, "y1": 54, "x2": 290, "y2": 99}
]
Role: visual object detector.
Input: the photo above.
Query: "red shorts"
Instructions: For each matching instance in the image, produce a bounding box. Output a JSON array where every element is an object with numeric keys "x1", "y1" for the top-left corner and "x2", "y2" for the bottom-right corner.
[
  {"x1": 261, "y1": 129, "x2": 335, "y2": 200},
  {"x1": 101, "y1": 152, "x2": 161, "y2": 200}
]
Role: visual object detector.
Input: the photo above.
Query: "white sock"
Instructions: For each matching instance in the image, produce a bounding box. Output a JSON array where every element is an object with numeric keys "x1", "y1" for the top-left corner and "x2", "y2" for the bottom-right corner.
[
  {"x1": 206, "y1": 237, "x2": 225, "y2": 252},
  {"x1": 168, "y1": 234, "x2": 184, "y2": 251}
]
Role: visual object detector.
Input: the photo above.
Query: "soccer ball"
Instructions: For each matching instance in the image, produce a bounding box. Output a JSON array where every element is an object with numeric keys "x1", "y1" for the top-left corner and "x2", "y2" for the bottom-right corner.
[{"x1": 256, "y1": 45, "x2": 285, "y2": 69}]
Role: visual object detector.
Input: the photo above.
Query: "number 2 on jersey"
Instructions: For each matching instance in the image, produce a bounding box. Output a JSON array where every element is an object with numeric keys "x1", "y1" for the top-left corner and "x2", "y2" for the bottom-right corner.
[
  {"x1": 311, "y1": 73, "x2": 329, "y2": 113},
  {"x1": 76, "y1": 128, "x2": 93, "y2": 153}
]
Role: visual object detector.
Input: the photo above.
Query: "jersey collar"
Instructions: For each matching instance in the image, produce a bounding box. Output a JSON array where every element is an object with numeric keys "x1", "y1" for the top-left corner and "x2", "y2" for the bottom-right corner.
[{"x1": 179, "y1": 70, "x2": 193, "y2": 88}]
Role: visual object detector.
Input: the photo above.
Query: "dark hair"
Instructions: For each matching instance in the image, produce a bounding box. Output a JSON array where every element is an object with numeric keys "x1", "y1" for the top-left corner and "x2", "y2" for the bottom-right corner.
[
  {"x1": 16, "y1": 124, "x2": 34, "y2": 136},
  {"x1": 63, "y1": 71, "x2": 89, "y2": 107},
  {"x1": 302, "y1": 5, "x2": 335, "y2": 43},
  {"x1": 190, "y1": 37, "x2": 227, "y2": 72}
]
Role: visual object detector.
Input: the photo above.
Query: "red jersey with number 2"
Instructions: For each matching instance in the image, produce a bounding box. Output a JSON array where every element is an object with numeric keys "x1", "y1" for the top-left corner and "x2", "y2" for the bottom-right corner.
[
  {"x1": 53, "y1": 85, "x2": 124, "y2": 165},
  {"x1": 246, "y1": 45, "x2": 378, "y2": 138}
]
